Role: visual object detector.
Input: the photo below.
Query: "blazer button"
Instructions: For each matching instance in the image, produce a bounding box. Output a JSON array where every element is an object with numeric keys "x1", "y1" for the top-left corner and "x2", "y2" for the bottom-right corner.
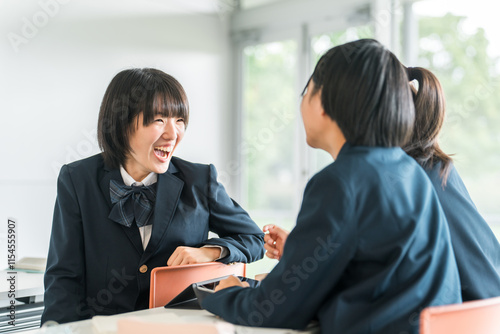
[{"x1": 139, "y1": 264, "x2": 148, "y2": 273}]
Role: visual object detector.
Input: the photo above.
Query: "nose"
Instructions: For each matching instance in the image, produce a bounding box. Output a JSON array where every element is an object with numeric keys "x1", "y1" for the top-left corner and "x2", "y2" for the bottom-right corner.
[{"x1": 162, "y1": 118, "x2": 177, "y2": 140}]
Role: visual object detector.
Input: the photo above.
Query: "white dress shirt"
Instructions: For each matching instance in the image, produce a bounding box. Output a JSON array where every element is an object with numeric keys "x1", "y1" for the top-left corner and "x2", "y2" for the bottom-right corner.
[{"x1": 119, "y1": 167, "x2": 227, "y2": 259}]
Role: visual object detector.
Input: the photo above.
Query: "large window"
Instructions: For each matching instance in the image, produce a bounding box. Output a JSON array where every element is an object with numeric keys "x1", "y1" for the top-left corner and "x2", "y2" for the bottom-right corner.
[
  {"x1": 242, "y1": 40, "x2": 298, "y2": 227},
  {"x1": 414, "y1": 0, "x2": 500, "y2": 238},
  {"x1": 241, "y1": 40, "x2": 300, "y2": 275},
  {"x1": 237, "y1": 1, "x2": 500, "y2": 277}
]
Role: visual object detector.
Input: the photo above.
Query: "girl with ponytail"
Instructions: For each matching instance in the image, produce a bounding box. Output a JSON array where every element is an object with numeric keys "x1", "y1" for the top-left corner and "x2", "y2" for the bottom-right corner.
[{"x1": 404, "y1": 66, "x2": 500, "y2": 301}]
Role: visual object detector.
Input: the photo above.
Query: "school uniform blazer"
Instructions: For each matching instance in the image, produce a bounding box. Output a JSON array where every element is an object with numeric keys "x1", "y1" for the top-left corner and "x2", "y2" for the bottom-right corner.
[
  {"x1": 42, "y1": 154, "x2": 264, "y2": 324},
  {"x1": 426, "y1": 163, "x2": 500, "y2": 301},
  {"x1": 202, "y1": 144, "x2": 462, "y2": 334}
]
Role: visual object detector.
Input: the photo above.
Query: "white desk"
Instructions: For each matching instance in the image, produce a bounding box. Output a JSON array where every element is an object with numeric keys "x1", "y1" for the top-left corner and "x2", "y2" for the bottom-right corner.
[
  {"x1": 0, "y1": 270, "x2": 44, "y2": 332},
  {"x1": 24, "y1": 307, "x2": 319, "y2": 334},
  {"x1": 0, "y1": 270, "x2": 44, "y2": 303}
]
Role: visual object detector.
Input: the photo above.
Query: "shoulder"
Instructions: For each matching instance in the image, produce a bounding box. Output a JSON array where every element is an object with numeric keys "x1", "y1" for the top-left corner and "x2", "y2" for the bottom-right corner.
[
  {"x1": 424, "y1": 161, "x2": 445, "y2": 183},
  {"x1": 305, "y1": 163, "x2": 353, "y2": 207},
  {"x1": 169, "y1": 156, "x2": 215, "y2": 185},
  {"x1": 64, "y1": 153, "x2": 104, "y2": 170},
  {"x1": 310, "y1": 163, "x2": 348, "y2": 188},
  {"x1": 336, "y1": 144, "x2": 423, "y2": 176},
  {"x1": 170, "y1": 156, "x2": 211, "y2": 174},
  {"x1": 327, "y1": 145, "x2": 425, "y2": 190},
  {"x1": 425, "y1": 162, "x2": 476, "y2": 208},
  {"x1": 425, "y1": 162, "x2": 467, "y2": 193},
  {"x1": 59, "y1": 154, "x2": 104, "y2": 178},
  {"x1": 55, "y1": 154, "x2": 105, "y2": 196}
]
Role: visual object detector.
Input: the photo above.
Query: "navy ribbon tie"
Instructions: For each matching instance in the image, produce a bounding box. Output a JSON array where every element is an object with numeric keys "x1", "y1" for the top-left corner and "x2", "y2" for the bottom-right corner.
[{"x1": 108, "y1": 180, "x2": 157, "y2": 228}]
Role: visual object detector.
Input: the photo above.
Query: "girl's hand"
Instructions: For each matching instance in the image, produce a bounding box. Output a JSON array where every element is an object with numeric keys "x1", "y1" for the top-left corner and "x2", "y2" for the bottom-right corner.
[
  {"x1": 167, "y1": 246, "x2": 221, "y2": 266},
  {"x1": 214, "y1": 275, "x2": 250, "y2": 292},
  {"x1": 263, "y1": 224, "x2": 289, "y2": 260}
]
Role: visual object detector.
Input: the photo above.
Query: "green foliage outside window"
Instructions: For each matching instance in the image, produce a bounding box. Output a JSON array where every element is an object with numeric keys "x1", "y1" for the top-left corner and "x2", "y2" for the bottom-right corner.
[
  {"x1": 418, "y1": 14, "x2": 500, "y2": 237},
  {"x1": 242, "y1": 41, "x2": 298, "y2": 227}
]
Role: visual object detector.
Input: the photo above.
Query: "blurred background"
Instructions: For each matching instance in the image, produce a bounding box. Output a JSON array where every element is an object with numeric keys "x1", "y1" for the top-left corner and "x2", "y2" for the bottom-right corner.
[{"x1": 1, "y1": 0, "x2": 499, "y2": 277}]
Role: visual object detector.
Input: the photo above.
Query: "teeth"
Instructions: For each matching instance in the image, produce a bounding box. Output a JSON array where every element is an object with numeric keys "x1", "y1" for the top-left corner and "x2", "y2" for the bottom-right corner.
[
  {"x1": 154, "y1": 146, "x2": 173, "y2": 159},
  {"x1": 155, "y1": 146, "x2": 173, "y2": 153}
]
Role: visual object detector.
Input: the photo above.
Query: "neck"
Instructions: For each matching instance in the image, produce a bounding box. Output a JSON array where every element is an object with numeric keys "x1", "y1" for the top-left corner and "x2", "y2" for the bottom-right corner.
[
  {"x1": 321, "y1": 122, "x2": 346, "y2": 160},
  {"x1": 325, "y1": 138, "x2": 346, "y2": 160},
  {"x1": 123, "y1": 165, "x2": 149, "y2": 183}
]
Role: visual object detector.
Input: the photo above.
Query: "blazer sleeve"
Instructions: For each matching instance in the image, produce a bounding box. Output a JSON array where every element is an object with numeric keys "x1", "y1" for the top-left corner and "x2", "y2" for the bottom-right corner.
[
  {"x1": 201, "y1": 164, "x2": 265, "y2": 263},
  {"x1": 201, "y1": 171, "x2": 357, "y2": 329},
  {"x1": 41, "y1": 165, "x2": 87, "y2": 324}
]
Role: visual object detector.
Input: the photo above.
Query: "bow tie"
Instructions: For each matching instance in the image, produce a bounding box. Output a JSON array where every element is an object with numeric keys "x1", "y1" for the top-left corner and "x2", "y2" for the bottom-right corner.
[{"x1": 108, "y1": 179, "x2": 157, "y2": 228}]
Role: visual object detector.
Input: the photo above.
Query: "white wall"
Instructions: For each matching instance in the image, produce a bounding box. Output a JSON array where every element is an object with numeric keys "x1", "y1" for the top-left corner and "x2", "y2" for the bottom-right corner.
[{"x1": 0, "y1": 0, "x2": 232, "y2": 259}]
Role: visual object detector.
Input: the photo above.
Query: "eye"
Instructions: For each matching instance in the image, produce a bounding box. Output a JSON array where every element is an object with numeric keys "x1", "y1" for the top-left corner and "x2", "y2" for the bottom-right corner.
[
  {"x1": 176, "y1": 118, "x2": 185, "y2": 123},
  {"x1": 154, "y1": 118, "x2": 165, "y2": 124}
]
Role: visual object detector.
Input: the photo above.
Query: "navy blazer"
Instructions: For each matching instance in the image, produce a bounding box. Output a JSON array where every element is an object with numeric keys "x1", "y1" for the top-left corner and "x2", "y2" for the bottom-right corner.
[
  {"x1": 426, "y1": 163, "x2": 500, "y2": 301},
  {"x1": 42, "y1": 154, "x2": 264, "y2": 324},
  {"x1": 202, "y1": 144, "x2": 461, "y2": 334}
]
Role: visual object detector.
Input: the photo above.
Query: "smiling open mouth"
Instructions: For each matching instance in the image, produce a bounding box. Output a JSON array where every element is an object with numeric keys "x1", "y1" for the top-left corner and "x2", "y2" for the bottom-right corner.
[{"x1": 154, "y1": 146, "x2": 173, "y2": 160}]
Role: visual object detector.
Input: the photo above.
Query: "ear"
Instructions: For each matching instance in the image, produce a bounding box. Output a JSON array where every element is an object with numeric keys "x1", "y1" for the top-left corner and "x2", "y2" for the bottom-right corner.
[
  {"x1": 320, "y1": 109, "x2": 339, "y2": 133},
  {"x1": 319, "y1": 107, "x2": 331, "y2": 121}
]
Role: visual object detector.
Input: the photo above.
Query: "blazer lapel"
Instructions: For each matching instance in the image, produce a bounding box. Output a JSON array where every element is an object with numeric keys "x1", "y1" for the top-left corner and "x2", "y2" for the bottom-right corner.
[
  {"x1": 142, "y1": 162, "x2": 184, "y2": 262},
  {"x1": 98, "y1": 166, "x2": 121, "y2": 208},
  {"x1": 99, "y1": 165, "x2": 144, "y2": 256}
]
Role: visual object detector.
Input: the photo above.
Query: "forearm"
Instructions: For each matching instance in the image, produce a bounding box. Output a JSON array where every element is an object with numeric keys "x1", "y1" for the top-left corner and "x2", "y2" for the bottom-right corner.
[{"x1": 202, "y1": 233, "x2": 265, "y2": 263}]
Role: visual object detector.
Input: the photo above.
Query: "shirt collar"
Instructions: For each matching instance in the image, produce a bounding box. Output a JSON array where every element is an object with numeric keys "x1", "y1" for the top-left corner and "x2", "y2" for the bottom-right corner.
[{"x1": 119, "y1": 166, "x2": 158, "y2": 187}]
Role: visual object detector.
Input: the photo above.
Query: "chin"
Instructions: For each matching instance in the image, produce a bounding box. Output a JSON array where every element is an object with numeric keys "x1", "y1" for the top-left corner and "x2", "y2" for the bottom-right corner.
[
  {"x1": 154, "y1": 162, "x2": 171, "y2": 174},
  {"x1": 306, "y1": 138, "x2": 318, "y2": 149}
]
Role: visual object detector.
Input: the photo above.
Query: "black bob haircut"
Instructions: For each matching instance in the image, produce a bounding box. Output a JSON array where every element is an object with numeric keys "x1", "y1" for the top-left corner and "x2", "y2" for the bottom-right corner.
[
  {"x1": 306, "y1": 39, "x2": 414, "y2": 147},
  {"x1": 97, "y1": 68, "x2": 189, "y2": 169}
]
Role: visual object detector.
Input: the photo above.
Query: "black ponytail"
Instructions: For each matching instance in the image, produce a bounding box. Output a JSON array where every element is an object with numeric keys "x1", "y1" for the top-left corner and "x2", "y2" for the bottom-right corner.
[{"x1": 403, "y1": 66, "x2": 453, "y2": 186}]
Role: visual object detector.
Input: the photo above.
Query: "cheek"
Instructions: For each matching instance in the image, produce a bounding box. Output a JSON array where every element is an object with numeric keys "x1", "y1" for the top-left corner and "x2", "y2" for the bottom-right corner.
[
  {"x1": 132, "y1": 130, "x2": 156, "y2": 154},
  {"x1": 177, "y1": 127, "x2": 186, "y2": 142},
  {"x1": 301, "y1": 108, "x2": 311, "y2": 130},
  {"x1": 128, "y1": 134, "x2": 140, "y2": 153},
  {"x1": 300, "y1": 98, "x2": 311, "y2": 126}
]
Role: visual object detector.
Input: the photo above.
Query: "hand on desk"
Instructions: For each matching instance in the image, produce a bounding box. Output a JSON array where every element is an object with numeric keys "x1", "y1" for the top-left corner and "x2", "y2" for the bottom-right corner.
[
  {"x1": 263, "y1": 224, "x2": 289, "y2": 260},
  {"x1": 167, "y1": 246, "x2": 221, "y2": 266},
  {"x1": 214, "y1": 275, "x2": 250, "y2": 292}
]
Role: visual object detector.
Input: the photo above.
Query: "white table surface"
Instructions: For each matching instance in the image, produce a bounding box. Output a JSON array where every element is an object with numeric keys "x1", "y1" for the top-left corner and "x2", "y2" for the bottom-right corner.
[
  {"x1": 0, "y1": 270, "x2": 44, "y2": 301},
  {"x1": 23, "y1": 307, "x2": 319, "y2": 334}
]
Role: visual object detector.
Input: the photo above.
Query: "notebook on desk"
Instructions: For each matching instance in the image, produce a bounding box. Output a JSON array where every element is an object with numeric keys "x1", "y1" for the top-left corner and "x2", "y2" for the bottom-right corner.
[
  {"x1": 165, "y1": 276, "x2": 260, "y2": 309},
  {"x1": 12, "y1": 257, "x2": 47, "y2": 272}
]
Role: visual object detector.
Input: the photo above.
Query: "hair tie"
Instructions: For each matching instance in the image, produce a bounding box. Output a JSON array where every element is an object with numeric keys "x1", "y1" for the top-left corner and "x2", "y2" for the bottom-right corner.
[
  {"x1": 405, "y1": 67, "x2": 419, "y2": 91},
  {"x1": 409, "y1": 79, "x2": 419, "y2": 92}
]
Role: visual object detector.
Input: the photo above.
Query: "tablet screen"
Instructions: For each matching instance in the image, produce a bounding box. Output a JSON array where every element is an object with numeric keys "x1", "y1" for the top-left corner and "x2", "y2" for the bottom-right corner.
[{"x1": 196, "y1": 281, "x2": 219, "y2": 292}]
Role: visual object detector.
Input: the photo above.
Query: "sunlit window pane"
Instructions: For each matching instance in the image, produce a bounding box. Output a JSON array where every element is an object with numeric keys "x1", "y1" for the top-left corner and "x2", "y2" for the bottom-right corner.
[
  {"x1": 415, "y1": 0, "x2": 500, "y2": 238},
  {"x1": 242, "y1": 40, "x2": 297, "y2": 217},
  {"x1": 242, "y1": 40, "x2": 299, "y2": 276}
]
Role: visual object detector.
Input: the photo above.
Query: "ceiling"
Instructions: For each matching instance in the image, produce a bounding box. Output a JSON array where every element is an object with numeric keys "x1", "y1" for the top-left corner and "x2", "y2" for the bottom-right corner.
[
  {"x1": 1, "y1": 0, "x2": 287, "y2": 19},
  {"x1": 0, "y1": 0, "x2": 288, "y2": 32}
]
